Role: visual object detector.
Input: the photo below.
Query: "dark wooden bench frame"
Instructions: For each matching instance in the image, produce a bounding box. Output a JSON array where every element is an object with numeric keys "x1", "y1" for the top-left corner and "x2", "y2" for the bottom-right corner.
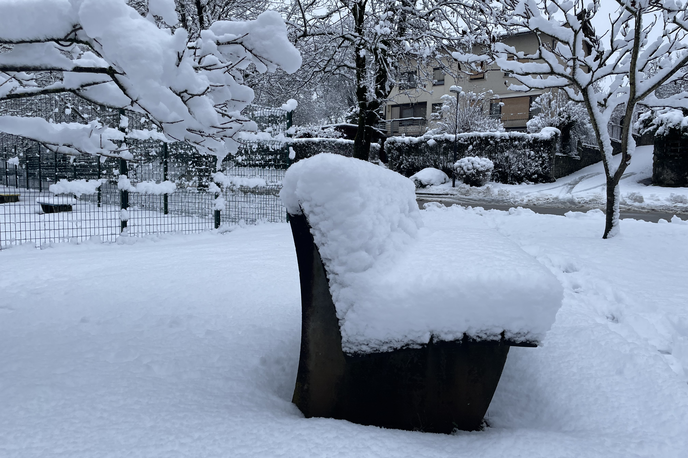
[
  {"x1": 39, "y1": 202, "x2": 73, "y2": 214},
  {"x1": 0, "y1": 194, "x2": 20, "y2": 204},
  {"x1": 288, "y1": 212, "x2": 536, "y2": 433}
]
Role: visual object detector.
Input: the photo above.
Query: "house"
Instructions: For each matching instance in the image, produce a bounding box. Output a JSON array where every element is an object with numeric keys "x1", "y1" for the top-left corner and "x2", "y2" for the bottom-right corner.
[{"x1": 384, "y1": 32, "x2": 555, "y2": 136}]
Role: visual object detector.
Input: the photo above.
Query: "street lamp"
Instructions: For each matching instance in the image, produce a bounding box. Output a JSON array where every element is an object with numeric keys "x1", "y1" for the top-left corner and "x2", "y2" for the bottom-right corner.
[{"x1": 450, "y1": 86, "x2": 461, "y2": 187}]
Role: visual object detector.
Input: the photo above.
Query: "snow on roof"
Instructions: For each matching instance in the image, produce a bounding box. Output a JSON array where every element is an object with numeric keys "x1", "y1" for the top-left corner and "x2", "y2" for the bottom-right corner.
[{"x1": 280, "y1": 154, "x2": 563, "y2": 353}]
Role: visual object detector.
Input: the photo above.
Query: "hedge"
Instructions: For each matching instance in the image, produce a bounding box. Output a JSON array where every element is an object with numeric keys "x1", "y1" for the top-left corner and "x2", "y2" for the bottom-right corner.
[{"x1": 385, "y1": 129, "x2": 561, "y2": 184}]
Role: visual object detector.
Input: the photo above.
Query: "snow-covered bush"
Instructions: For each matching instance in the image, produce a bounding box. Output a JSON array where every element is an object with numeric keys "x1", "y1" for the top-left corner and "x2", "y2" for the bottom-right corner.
[
  {"x1": 410, "y1": 168, "x2": 449, "y2": 188},
  {"x1": 527, "y1": 90, "x2": 594, "y2": 152},
  {"x1": 637, "y1": 108, "x2": 688, "y2": 137},
  {"x1": 454, "y1": 157, "x2": 494, "y2": 187}
]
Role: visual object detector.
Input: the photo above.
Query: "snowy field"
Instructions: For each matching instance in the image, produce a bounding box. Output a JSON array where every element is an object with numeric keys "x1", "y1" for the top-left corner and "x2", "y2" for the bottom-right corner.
[
  {"x1": 422, "y1": 145, "x2": 688, "y2": 215},
  {"x1": 1, "y1": 205, "x2": 687, "y2": 458}
]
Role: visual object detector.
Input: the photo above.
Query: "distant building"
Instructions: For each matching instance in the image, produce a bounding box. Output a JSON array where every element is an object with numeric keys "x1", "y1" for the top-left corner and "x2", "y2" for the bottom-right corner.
[{"x1": 384, "y1": 32, "x2": 555, "y2": 136}]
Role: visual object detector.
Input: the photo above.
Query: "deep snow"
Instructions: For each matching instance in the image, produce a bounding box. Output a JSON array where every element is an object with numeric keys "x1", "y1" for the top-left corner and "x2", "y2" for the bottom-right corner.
[{"x1": 1, "y1": 205, "x2": 687, "y2": 458}]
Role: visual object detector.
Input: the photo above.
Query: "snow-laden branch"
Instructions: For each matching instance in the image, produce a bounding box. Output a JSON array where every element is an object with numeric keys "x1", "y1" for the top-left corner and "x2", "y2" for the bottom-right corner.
[
  {"x1": 0, "y1": 115, "x2": 169, "y2": 156},
  {"x1": 0, "y1": 0, "x2": 302, "y2": 161},
  {"x1": 454, "y1": 0, "x2": 688, "y2": 238}
]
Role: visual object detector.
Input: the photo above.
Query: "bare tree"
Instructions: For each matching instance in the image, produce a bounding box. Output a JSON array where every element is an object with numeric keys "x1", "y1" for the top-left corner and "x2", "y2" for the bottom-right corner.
[
  {"x1": 287, "y1": 0, "x2": 502, "y2": 160},
  {"x1": 456, "y1": 0, "x2": 688, "y2": 238}
]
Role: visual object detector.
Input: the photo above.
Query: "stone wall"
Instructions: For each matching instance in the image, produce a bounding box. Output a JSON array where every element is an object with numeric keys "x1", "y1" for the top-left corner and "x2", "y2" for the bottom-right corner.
[{"x1": 653, "y1": 129, "x2": 688, "y2": 187}]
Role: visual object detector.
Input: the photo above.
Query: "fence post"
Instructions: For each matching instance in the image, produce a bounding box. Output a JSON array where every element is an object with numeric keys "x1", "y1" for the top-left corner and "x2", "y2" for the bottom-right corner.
[
  {"x1": 97, "y1": 156, "x2": 101, "y2": 208},
  {"x1": 213, "y1": 172, "x2": 221, "y2": 230},
  {"x1": 214, "y1": 207, "x2": 221, "y2": 229},
  {"x1": 38, "y1": 145, "x2": 42, "y2": 192},
  {"x1": 162, "y1": 142, "x2": 169, "y2": 215},
  {"x1": 118, "y1": 109, "x2": 129, "y2": 233},
  {"x1": 120, "y1": 158, "x2": 129, "y2": 232},
  {"x1": 286, "y1": 108, "x2": 294, "y2": 223}
]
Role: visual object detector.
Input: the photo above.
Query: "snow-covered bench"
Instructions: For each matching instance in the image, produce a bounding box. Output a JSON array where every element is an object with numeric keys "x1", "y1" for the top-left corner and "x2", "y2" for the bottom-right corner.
[
  {"x1": 0, "y1": 193, "x2": 20, "y2": 204},
  {"x1": 36, "y1": 196, "x2": 76, "y2": 214},
  {"x1": 280, "y1": 154, "x2": 563, "y2": 433}
]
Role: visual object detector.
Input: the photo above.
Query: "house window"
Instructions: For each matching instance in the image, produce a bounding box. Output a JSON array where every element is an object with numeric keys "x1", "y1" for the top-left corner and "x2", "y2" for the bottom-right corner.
[
  {"x1": 433, "y1": 68, "x2": 444, "y2": 86},
  {"x1": 389, "y1": 103, "x2": 428, "y2": 135},
  {"x1": 489, "y1": 101, "x2": 502, "y2": 119},
  {"x1": 529, "y1": 96, "x2": 541, "y2": 119},
  {"x1": 397, "y1": 103, "x2": 426, "y2": 119},
  {"x1": 469, "y1": 62, "x2": 486, "y2": 80},
  {"x1": 399, "y1": 71, "x2": 417, "y2": 89},
  {"x1": 501, "y1": 97, "x2": 531, "y2": 122}
]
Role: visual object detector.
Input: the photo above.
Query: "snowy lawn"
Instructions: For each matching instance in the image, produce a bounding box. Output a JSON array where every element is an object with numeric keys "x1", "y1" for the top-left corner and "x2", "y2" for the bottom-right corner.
[
  {"x1": 1, "y1": 208, "x2": 688, "y2": 458},
  {"x1": 422, "y1": 145, "x2": 688, "y2": 215}
]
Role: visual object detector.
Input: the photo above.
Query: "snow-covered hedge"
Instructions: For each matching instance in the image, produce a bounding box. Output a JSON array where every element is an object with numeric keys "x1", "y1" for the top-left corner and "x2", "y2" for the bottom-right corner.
[
  {"x1": 637, "y1": 108, "x2": 688, "y2": 137},
  {"x1": 642, "y1": 109, "x2": 688, "y2": 187},
  {"x1": 386, "y1": 129, "x2": 559, "y2": 184},
  {"x1": 455, "y1": 157, "x2": 494, "y2": 187},
  {"x1": 289, "y1": 138, "x2": 356, "y2": 161},
  {"x1": 227, "y1": 137, "x2": 381, "y2": 167}
]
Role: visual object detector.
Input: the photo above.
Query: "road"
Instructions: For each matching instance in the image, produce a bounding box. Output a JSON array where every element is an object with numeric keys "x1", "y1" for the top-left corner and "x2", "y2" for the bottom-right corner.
[{"x1": 416, "y1": 193, "x2": 688, "y2": 223}]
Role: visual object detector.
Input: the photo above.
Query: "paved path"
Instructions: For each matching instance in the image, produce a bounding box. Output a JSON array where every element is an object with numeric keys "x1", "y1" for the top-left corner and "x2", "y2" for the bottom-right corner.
[{"x1": 416, "y1": 194, "x2": 688, "y2": 223}]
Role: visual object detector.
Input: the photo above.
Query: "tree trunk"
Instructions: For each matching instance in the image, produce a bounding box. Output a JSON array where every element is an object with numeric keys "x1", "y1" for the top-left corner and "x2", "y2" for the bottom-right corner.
[
  {"x1": 194, "y1": 0, "x2": 206, "y2": 30},
  {"x1": 603, "y1": 175, "x2": 620, "y2": 239},
  {"x1": 353, "y1": 108, "x2": 370, "y2": 161},
  {"x1": 352, "y1": 1, "x2": 368, "y2": 161}
]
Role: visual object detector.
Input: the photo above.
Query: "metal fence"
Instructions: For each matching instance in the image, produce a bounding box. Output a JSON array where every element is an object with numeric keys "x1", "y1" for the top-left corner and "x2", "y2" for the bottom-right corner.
[
  {"x1": 0, "y1": 95, "x2": 294, "y2": 249},
  {"x1": 0, "y1": 144, "x2": 290, "y2": 249}
]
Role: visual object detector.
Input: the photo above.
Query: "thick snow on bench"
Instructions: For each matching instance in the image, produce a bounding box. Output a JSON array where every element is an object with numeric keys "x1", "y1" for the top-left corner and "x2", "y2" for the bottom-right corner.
[{"x1": 281, "y1": 154, "x2": 563, "y2": 354}]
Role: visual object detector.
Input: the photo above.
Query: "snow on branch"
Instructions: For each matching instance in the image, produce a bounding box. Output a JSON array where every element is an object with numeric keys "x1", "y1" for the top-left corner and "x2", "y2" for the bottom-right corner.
[
  {"x1": 0, "y1": 0, "x2": 302, "y2": 162},
  {"x1": 455, "y1": 0, "x2": 688, "y2": 238}
]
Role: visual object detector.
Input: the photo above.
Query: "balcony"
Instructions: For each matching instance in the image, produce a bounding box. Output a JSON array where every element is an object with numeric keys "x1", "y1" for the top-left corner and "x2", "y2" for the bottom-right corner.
[{"x1": 383, "y1": 117, "x2": 428, "y2": 137}]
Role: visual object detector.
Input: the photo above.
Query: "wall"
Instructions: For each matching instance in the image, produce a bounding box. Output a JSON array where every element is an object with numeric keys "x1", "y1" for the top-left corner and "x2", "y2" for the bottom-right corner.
[
  {"x1": 552, "y1": 144, "x2": 603, "y2": 178},
  {"x1": 653, "y1": 130, "x2": 688, "y2": 187}
]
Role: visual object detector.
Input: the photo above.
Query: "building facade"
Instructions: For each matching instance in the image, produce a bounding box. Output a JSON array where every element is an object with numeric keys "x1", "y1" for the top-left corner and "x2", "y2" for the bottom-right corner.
[{"x1": 384, "y1": 32, "x2": 554, "y2": 136}]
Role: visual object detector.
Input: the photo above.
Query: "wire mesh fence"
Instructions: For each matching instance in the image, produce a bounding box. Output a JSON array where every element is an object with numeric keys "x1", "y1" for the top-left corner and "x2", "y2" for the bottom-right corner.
[
  {"x1": 1, "y1": 146, "x2": 290, "y2": 249},
  {"x1": 0, "y1": 96, "x2": 293, "y2": 249}
]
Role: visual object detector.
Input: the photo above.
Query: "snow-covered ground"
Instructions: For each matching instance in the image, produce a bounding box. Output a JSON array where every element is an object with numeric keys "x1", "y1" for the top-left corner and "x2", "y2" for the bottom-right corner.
[
  {"x1": 2, "y1": 203, "x2": 687, "y2": 457},
  {"x1": 421, "y1": 145, "x2": 688, "y2": 215}
]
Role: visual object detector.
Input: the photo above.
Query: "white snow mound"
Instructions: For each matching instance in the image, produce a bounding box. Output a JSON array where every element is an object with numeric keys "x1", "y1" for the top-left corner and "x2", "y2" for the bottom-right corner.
[
  {"x1": 410, "y1": 167, "x2": 449, "y2": 187},
  {"x1": 281, "y1": 154, "x2": 563, "y2": 353}
]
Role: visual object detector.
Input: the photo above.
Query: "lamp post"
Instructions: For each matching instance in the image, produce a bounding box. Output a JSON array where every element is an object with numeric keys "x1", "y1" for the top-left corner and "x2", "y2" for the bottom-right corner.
[{"x1": 450, "y1": 86, "x2": 461, "y2": 187}]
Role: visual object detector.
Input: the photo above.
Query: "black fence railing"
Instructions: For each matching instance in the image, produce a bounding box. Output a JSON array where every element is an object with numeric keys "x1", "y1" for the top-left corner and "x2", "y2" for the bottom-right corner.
[
  {"x1": 0, "y1": 96, "x2": 294, "y2": 249},
  {"x1": 1, "y1": 149, "x2": 289, "y2": 249}
]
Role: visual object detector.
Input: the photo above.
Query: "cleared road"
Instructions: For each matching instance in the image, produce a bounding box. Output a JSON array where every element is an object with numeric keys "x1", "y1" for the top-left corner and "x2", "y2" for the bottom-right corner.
[{"x1": 416, "y1": 194, "x2": 688, "y2": 223}]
